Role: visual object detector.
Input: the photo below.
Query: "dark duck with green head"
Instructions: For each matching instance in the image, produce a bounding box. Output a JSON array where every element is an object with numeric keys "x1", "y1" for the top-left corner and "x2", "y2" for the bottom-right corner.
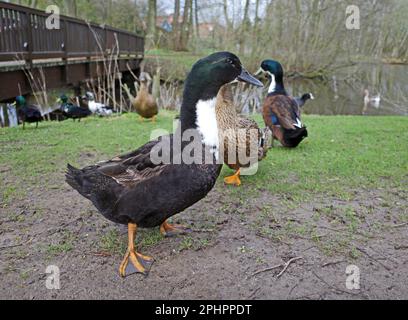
[
  {"x1": 13, "y1": 96, "x2": 43, "y2": 129},
  {"x1": 58, "y1": 94, "x2": 91, "y2": 122},
  {"x1": 65, "y1": 52, "x2": 262, "y2": 277},
  {"x1": 257, "y1": 60, "x2": 308, "y2": 148}
]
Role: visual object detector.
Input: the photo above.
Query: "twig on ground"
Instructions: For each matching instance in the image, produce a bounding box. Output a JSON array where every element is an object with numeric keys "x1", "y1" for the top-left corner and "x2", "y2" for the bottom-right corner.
[
  {"x1": 277, "y1": 257, "x2": 303, "y2": 278},
  {"x1": 249, "y1": 257, "x2": 303, "y2": 279},
  {"x1": 312, "y1": 271, "x2": 360, "y2": 296},
  {"x1": 390, "y1": 222, "x2": 408, "y2": 228},
  {"x1": 356, "y1": 246, "x2": 392, "y2": 271},
  {"x1": 249, "y1": 263, "x2": 283, "y2": 278},
  {"x1": 191, "y1": 228, "x2": 215, "y2": 233},
  {"x1": 286, "y1": 282, "x2": 299, "y2": 299},
  {"x1": 322, "y1": 260, "x2": 344, "y2": 268},
  {"x1": 247, "y1": 287, "x2": 261, "y2": 299},
  {"x1": 0, "y1": 238, "x2": 33, "y2": 251},
  {"x1": 92, "y1": 251, "x2": 112, "y2": 257}
]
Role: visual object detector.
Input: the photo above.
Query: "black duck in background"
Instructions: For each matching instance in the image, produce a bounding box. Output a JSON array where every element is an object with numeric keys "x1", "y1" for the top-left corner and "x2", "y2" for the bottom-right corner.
[
  {"x1": 14, "y1": 96, "x2": 43, "y2": 129},
  {"x1": 58, "y1": 94, "x2": 92, "y2": 122},
  {"x1": 294, "y1": 93, "x2": 314, "y2": 108}
]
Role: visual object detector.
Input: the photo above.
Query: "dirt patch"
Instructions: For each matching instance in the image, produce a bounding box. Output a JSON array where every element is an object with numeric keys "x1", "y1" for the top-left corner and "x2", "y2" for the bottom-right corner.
[{"x1": 0, "y1": 170, "x2": 407, "y2": 300}]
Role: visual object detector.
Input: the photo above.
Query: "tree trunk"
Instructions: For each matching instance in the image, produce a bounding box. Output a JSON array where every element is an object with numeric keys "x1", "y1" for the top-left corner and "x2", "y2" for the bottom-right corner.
[
  {"x1": 65, "y1": 0, "x2": 78, "y2": 17},
  {"x1": 172, "y1": 0, "x2": 181, "y2": 50},
  {"x1": 179, "y1": 0, "x2": 192, "y2": 51},
  {"x1": 146, "y1": 0, "x2": 157, "y2": 48},
  {"x1": 194, "y1": 0, "x2": 200, "y2": 39},
  {"x1": 239, "y1": 0, "x2": 251, "y2": 54}
]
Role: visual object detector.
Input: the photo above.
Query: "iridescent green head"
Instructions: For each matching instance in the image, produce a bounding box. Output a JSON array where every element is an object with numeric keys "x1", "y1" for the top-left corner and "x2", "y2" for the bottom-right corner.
[
  {"x1": 60, "y1": 94, "x2": 69, "y2": 103},
  {"x1": 16, "y1": 96, "x2": 26, "y2": 106},
  {"x1": 260, "y1": 60, "x2": 284, "y2": 80}
]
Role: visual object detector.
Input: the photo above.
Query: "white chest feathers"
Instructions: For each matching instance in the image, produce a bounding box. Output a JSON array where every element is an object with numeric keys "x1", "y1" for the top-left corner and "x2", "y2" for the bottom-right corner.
[
  {"x1": 268, "y1": 73, "x2": 276, "y2": 94},
  {"x1": 88, "y1": 101, "x2": 99, "y2": 113},
  {"x1": 195, "y1": 98, "x2": 219, "y2": 152}
]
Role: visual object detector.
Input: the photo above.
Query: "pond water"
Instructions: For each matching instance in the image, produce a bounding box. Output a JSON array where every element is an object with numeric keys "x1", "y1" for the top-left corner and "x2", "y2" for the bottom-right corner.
[
  {"x1": 286, "y1": 63, "x2": 408, "y2": 116},
  {"x1": 170, "y1": 62, "x2": 407, "y2": 117}
]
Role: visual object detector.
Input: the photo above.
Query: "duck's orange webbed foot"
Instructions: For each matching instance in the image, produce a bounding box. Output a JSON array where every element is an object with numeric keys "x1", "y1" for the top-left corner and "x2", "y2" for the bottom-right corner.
[
  {"x1": 119, "y1": 223, "x2": 154, "y2": 277},
  {"x1": 160, "y1": 220, "x2": 192, "y2": 237},
  {"x1": 224, "y1": 169, "x2": 242, "y2": 186}
]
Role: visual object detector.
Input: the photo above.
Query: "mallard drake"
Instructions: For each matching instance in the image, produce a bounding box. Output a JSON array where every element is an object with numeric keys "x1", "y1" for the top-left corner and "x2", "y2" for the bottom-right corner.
[
  {"x1": 257, "y1": 60, "x2": 308, "y2": 148},
  {"x1": 66, "y1": 52, "x2": 262, "y2": 277},
  {"x1": 13, "y1": 96, "x2": 43, "y2": 129},
  {"x1": 133, "y1": 72, "x2": 158, "y2": 122},
  {"x1": 216, "y1": 84, "x2": 271, "y2": 186},
  {"x1": 83, "y1": 92, "x2": 115, "y2": 116},
  {"x1": 294, "y1": 93, "x2": 314, "y2": 108},
  {"x1": 58, "y1": 94, "x2": 91, "y2": 122}
]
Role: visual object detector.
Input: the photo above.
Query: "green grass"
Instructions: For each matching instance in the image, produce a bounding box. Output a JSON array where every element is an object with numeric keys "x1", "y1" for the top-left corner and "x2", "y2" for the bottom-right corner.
[
  {"x1": 0, "y1": 111, "x2": 175, "y2": 187},
  {"x1": 1, "y1": 112, "x2": 407, "y2": 201},
  {"x1": 45, "y1": 232, "x2": 76, "y2": 257},
  {"x1": 234, "y1": 114, "x2": 408, "y2": 199},
  {"x1": 1, "y1": 112, "x2": 407, "y2": 257}
]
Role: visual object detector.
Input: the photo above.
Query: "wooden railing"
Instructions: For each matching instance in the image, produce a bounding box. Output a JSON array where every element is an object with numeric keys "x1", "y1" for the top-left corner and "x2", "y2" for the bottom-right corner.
[{"x1": 0, "y1": 2, "x2": 144, "y2": 62}]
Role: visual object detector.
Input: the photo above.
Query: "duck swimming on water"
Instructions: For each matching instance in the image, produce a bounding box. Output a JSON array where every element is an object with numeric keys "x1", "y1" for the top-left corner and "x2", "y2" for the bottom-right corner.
[
  {"x1": 66, "y1": 52, "x2": 263, "y2": 277},
  {"x1": 364, "y1": 89, "x2": 381, "y2": 109}
]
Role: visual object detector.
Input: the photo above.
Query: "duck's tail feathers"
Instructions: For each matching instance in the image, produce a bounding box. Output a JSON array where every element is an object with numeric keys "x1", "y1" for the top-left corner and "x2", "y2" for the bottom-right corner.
[
  {"x1": 66, "y1": 164, "x2": 91, "y2": 199},
  {"x1": 260, "y1": 127, "x2": 273, "y2": 150},
  {"x1": 282, "y1": 127, "x2": 308, "y2": 148},
  {"x1": 66, "y1": 164, "x2": 119, "y2": 214}
]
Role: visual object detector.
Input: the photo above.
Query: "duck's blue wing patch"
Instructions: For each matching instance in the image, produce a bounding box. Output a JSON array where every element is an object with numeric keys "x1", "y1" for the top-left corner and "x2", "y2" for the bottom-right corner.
[{"x1": 270, "y1": 113, "x2": 280, "y2": 126}]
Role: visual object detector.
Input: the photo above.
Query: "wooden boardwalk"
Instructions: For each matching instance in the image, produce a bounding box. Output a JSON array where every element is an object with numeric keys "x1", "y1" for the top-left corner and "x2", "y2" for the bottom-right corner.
[{"x1": 0, "y1": 2, "x2": 144, "y2": 101}]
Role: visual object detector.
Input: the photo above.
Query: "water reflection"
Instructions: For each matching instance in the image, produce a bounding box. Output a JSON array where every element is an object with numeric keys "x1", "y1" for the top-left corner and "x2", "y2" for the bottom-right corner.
[{"x1": 286, "y1": 63, "x2": 408, "y2": 116}]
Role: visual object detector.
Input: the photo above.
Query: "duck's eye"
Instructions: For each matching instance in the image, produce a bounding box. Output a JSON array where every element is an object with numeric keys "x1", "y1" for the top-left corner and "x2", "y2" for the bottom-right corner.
[{"x1": 226, "y1": 58, "x2": 235, "y2": 66}]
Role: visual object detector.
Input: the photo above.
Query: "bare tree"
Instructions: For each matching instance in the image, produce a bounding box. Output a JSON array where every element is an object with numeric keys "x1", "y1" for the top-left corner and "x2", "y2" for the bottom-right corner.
[
  {"x1": 179, "y1": 0, "x2": 192, "y2": 51},
  {"x1": 146, "y1": 0, "x2": 157, "y2": 48},
  {"x1": 172, "y1": 0, "x2": 181, "y2": 49}
]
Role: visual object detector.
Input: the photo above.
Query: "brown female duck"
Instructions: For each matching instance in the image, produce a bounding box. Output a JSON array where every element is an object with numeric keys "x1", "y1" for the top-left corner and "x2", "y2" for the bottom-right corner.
[
  {"x1": 133, "y1": 72, "x2": 158, "y2": 122},
  {"x1": 216, "y1": 84, "x2": 271, "y2": 186}
]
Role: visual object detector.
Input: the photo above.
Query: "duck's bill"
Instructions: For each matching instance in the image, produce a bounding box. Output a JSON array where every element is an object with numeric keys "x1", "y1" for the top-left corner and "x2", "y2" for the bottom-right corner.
[
  {"x1": 254, "y1": 68, "x2": 264, "y2": 76},
  {"x1": 10, "y1": 102, "x2": 16, "y2": 106},
  {"x1": 237, "y1": 68, "x2": 264, "y2": 87}
]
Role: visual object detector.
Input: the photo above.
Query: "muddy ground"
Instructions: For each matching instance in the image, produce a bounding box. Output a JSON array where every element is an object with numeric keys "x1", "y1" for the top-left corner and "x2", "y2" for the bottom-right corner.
[{"x1": 0, "y1": 167, "x2": 407, "y2": 300}]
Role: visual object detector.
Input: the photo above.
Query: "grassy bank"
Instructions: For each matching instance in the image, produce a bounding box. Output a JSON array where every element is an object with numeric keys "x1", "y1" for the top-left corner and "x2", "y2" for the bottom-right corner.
[
  {"x1": 1, "y1": 112, "x2": 407, "y2": 288},
  {"x1": 1, "y1": 112, "x2": 407, "y2": 204}
]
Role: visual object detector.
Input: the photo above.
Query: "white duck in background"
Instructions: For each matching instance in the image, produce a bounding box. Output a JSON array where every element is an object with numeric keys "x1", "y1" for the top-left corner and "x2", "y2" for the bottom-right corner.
[
  {"x1": 84, "y1": 92, "x2": 115, "y2": 116},
  {"x1": 364, "y1": 89, "x2": 381, "y2": 109}
]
